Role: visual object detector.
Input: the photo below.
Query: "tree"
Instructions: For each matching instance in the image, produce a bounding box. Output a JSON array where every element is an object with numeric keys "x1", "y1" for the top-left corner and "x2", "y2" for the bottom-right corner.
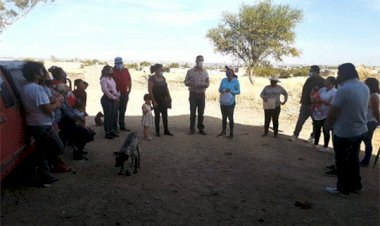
[
  {"x1": 207, "y1": 1, "x2": 303, "y2": 82},
  {"x1": 0, "y1": 0, "x2": 52, "y2": 33}
]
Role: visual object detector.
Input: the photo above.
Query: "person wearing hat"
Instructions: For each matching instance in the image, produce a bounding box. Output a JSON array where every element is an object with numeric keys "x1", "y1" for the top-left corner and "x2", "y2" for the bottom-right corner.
[
  {"x1": 289, "y1": 65, "x2": 325, "y2": 142},
  {"x1": 325, "y1": 63, "x2": 369, "y2": 196},
  {"x1": 112, "y1": 57, "x2": 132, "y2": 131},
  {"x1": 260, "y1": 75, "x2": 288, "y2": 138},
  {"x1": 217, "y1": 66, "x2": 240, "y2": 138}
]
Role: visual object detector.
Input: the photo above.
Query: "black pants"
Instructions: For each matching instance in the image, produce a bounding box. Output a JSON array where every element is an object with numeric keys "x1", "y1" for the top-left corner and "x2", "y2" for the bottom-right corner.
[
  {"x1": 333, "y1": 135, "x2": 363, "y2": 194},
  {"x1": 264, "y1": 106, "x2": 281, "y2": 135},
  {"x1": 154, "y1": 106, "x2": 169, "y2": 133},
  {"x1": 189, "y1": 92, "x2": 205, "y2": 131},
  {"x1": 313, "y1": 119, "x2": 330, "y2": 147},
  {"x1": 220, "y1": 102, "x2": 235, "y2": 135}
]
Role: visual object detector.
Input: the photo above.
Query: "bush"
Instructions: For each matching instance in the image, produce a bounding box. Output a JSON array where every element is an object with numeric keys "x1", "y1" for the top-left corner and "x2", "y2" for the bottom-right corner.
[
  {"x1": 290, "y1": 67, "x2": 309, "y2": 77},
  {"x1": 168, "y1": 63, "x2": 180, "y2": 68},
  {"x1": 140, "y1": 61, "x2": 151, "y2": 67}
]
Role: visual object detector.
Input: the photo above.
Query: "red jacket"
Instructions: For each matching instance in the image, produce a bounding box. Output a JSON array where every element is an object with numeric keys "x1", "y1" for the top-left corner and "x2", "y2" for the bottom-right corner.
[{"x1": 112, "y1": 68, "x2": 131, "y2": 94}]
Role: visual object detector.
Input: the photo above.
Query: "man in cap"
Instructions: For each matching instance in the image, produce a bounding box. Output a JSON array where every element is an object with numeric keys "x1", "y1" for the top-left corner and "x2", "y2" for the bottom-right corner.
[
  {"x1": 112, "y1": 57, "x2": 132, "y2": 131},
  {"x1": 325, "y1": 63, "x2": 369, "y2": 196},
  {"x1": 289, "y1": 65, "x2": 325, "y2": 142}
]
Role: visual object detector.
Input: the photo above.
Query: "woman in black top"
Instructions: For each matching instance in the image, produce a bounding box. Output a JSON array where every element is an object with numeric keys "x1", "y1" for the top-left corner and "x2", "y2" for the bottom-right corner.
[{"x1": 148, "y1": 64, "x2": 173, "y2": 136}]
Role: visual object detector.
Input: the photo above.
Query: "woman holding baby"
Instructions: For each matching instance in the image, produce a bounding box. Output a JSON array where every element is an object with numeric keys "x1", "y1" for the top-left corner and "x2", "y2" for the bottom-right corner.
[{"x1": 311, "y1": 76, "x2": 337, "y2": 151}]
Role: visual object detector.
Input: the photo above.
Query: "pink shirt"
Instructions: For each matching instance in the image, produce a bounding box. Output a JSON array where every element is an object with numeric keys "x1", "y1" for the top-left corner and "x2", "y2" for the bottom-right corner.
[{"x1": 100, "y1": 76, "x2": 120, "y2": 100}]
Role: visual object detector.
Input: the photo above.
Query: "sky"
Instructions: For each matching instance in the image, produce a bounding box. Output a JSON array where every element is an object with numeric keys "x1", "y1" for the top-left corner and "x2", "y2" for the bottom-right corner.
[{"x1": 0, "y1": 0, "x2": 380, "y2": 66}]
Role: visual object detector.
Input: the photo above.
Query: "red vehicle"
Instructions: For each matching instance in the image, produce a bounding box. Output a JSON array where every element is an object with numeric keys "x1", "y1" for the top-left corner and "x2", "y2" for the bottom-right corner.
[{"x1": 0, "y1": 61, "x2": 36, "y2": 181}]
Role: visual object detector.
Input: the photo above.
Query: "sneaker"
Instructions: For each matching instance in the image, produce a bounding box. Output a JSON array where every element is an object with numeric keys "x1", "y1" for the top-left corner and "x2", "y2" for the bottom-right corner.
[
  {"x1": 325, "y1": 169, "x2": 337, "y2": 176},
  {"x1": 307, "y1": 136, "x2": 314, "y2": 143},
  {"x1": 289, "y1": 135, "x2": 297, "y2": 141},
  {"x1": 319, "y1": 147, "x2": 329, "y2": 152},
  {"x1": 326, "y1": 186, "x2": 349, "y2": 196}
]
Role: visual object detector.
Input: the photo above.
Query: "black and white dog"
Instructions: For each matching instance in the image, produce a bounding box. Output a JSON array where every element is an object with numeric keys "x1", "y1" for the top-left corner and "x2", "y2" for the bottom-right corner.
[{"x1": 114, "y1": 132, "x2": 141, "y2": 176}]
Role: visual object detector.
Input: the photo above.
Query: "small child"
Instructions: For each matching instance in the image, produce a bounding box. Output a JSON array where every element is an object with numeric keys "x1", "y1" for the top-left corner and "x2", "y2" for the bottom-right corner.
[
  {"x1": 142, "y1": 94, "x2": 154, "y2": 141},
  {"x1": 310, "y1": 86, "x2": 321, "y2": 114},
  {"x1": 73, "y1": 79, "x2": 88, "y2": 113}
]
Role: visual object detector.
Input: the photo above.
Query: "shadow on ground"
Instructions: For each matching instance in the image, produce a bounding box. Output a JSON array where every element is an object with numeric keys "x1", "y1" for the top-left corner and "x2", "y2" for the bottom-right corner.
[{"x1": 1, "y1": 115, "x2": 379, "y2": 225}]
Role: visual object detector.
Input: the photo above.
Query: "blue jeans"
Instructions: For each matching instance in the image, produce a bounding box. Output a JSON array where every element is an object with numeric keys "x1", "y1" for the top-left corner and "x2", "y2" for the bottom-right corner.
[
  {"x1": 118, "y1": 93, "x2": 129, "y2": 129},
  {"x1": 220, "y1": 102, "x2": 236, "y2": 134},
  {"x1": 293, "y1": 104, "x2": 314, "y2": 138},
  {"x1": 362, "y1": 121, "x2": 378, "y2": 163},
  {"x1": 101, "y1": 95, "x2": 118, "y2": 134},
  {"x1": 333, "y1": 134, "x2": 363, "y2": 194},
  {"x1": 189, "y1": 92, "x2": 205, "y2": 131},
  {"x1": 27, "y1": 125, "x2": 64, "y2": 174}
]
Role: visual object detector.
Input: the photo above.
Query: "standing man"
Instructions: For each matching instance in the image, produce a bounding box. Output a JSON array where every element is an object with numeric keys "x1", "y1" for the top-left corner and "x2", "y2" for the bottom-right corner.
[
  {"x1": 325, "y1": 63, "x2": 369, "y2": 196},
  {"x1": 184, "y1": 55, "x2": 209, "y2": 135},
  {"x1": 112, "y1": 57, "x2": 132, "y2": 131},
  {"x1": 289, "y1": 65, "x2": 325, "y2": 142}
]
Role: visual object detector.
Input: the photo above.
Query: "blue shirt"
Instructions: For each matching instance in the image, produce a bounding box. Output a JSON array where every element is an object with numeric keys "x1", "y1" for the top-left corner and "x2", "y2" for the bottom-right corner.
[
  {"x1": 332, "y1": 79, "x2": 369, "y2": 137},
  {"x1": 218, "y1": 77, "x2": 240, "y2": 106}
]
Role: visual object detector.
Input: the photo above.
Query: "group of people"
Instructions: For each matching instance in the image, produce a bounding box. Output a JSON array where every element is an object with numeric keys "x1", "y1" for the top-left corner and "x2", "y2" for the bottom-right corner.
[
  {"x1": 21, "y1": 56, "x2": 379, "y2": 195},
  {"x1": 100, "y1": 55, "x2": 241, "y2": 141},
  {"x1": 21, "y1": 62, "x2": 95, "y2": 185},
  {"x1": 284, "y1": 64, "x2": 379, "y2": 196}
]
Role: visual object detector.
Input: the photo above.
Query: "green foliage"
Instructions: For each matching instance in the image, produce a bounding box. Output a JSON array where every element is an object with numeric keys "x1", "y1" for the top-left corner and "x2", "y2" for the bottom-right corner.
[
  {"x1": 290, "y1": 67, "x2": 309, "y2": 77},
  {"x1": 252, "y1": 66, "x2": 309, "y2": 78},
  {"x1": 168, "y1": 63, "x2": 180, "y2": 68},
  {"x1": 207, "y1": 0, "x2": 303, "y2": 74},
  {"x1": 125, "y1": 63, "x2": 139, "y2": 69},
  {"x1": 140, "y1": 61, "x2": 151, "y2": 67},
  {"x1": 0, "y1": 0, "x2": 53, "y2": 33},
  {"x1": 80, "y1": 59, "x2": 101, "y2": 66}
]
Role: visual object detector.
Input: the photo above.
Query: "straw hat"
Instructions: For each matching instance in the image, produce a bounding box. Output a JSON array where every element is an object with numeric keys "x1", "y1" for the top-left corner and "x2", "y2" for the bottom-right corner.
[{"x1": 269, "y1": 75, "x2": 280, "y2": 82}]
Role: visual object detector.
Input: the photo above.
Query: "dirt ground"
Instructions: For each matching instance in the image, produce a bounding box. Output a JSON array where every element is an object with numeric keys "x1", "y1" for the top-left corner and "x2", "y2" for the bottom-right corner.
[{"x1": 1, "y1": 65, "x2": 379, "y2": 225}]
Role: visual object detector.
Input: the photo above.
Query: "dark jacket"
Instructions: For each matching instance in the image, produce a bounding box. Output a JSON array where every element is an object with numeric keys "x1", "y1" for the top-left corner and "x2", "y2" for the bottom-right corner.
[{"x1": 300, "y1": 76, "x2": 325, "y2": 105}]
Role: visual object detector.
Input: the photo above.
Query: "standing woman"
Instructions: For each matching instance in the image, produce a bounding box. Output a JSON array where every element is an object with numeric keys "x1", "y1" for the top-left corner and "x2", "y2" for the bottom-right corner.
[
  {"x1": 312, "y1": 76, "x2": 337, "y2": 151},
  {"x1": 260, "y1": 75, "x2": 288, "y2": 138},
  {"x1": 100, "y1": 65, "x2": 120, "y2": 139},
  {"x1": 217, "y1": 66, "x2": 240, "y2": 138},
  {"x1": 360, "y1": 78, "x2": 380, "y2": 166},
  {"x1": 148, "y1": 64, "x2": 173, "y2": 137}
]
